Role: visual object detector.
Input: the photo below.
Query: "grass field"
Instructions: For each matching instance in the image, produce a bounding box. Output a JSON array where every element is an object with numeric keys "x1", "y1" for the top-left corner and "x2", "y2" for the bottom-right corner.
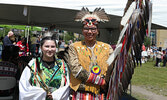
[{"x1": 131, "y1": 60, "x2": 167, "y2": 96}]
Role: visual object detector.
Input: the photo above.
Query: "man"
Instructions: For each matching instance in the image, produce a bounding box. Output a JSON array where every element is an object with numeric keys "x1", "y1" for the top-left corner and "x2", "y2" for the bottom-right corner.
[
  {"x1": 3, "y1": 31, "x2": 14, "y2": 46},
  {"x1": 151, "y1": 44, "x2": 157, "y2": 61},
  {"x1": 67, "y1": 7, "x2": 113, "y2": 99}
]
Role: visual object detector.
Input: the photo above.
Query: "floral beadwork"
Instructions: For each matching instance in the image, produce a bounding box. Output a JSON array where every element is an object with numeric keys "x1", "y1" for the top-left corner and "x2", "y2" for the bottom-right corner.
[
  {"x1": 77, "y1": 43, "x2": 108, "y2": 58},
  {"x1": 98, "y1": 44, "x2": 107, "y2": 54},
  {"x1": 77, "y1": 46, "x2": 89, "y2": 57}
]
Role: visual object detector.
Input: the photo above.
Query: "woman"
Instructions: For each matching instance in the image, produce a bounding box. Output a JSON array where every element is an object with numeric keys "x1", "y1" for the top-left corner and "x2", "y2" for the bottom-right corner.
[
  {"x1": 67, "y1": 7, "x2": 113, "y2": 99},
  {"x1": 19, "y1": 32, "x2": 70, "y2": 100}
]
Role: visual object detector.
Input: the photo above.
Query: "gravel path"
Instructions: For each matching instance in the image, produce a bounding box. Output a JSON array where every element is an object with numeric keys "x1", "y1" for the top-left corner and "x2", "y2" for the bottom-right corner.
[{"x1": 131, "y1": 85, "x2": 167, "y2": 100}]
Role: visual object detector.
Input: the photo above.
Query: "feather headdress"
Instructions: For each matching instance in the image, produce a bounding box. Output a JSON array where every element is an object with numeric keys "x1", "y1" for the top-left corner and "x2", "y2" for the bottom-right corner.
[{"x1": 75, "y1": 7, "x2": 109, "y2": 26}]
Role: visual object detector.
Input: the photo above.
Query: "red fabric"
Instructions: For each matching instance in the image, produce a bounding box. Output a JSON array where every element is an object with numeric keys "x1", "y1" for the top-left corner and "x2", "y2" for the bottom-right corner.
[
  {"x1": 87, "y1": 73, "x2": 105, "y2": 85},
  {"x1": 72, "y1": 91, "x2": 104, "y2": 100},
  {"x1": 17, "y1": 41, "x2": 25, "y2": 51},
  {"x1": 62, "y1": 61, "x2": 67, "y2": 84},
  {"x1": 16, "y1": 41, "x2": 29, "y2": 56},
  {"x1": 142, "y1": 44, "x2": 146, "y2": 51}
]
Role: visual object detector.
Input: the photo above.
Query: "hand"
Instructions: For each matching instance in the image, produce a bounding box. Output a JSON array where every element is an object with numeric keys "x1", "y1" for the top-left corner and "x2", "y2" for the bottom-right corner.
[
  {"x1": 13, "y1": 42, "x2": 16, "y2": 45},
  {"x1": 46, "y1": 92, "x2": 53, "y2": 100}
]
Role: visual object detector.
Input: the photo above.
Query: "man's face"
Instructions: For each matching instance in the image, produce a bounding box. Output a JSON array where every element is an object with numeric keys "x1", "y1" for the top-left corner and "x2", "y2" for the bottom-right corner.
[{"x1": 82, "y1": 25, "x2": 98, "y2": 41}]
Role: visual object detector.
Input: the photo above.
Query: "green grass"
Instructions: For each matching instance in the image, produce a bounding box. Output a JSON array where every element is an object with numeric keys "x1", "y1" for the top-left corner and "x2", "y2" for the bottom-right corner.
[{"x1": 131, "y1": 60, "x2": 167, "y2": 96}]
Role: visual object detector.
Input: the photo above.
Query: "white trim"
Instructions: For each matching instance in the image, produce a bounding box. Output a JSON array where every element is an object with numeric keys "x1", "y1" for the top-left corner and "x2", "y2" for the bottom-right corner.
[{"x1": 75, "y1": 67, "x2": 82, "y2": 78}]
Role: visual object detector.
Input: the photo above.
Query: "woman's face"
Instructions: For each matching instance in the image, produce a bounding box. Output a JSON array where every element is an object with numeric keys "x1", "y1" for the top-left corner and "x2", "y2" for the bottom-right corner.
[
  {"x1": 41, "y1": 40, "x2": 56, "y2": 59},
  {"x1": 82, "y1": 25, "x2": 98, "y2": 41}
]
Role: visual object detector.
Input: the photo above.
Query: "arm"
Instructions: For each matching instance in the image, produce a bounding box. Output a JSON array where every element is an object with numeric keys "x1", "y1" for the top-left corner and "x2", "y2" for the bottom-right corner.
[
  {"x1": 3, "y1": 37, "x2": 12, "y2": 46},
  {"x1": 68, "y1": 45, "x2": 105, "y2": 86}
]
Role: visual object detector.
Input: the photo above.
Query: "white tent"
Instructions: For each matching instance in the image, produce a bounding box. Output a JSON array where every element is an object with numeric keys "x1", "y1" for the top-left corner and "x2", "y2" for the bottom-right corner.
[
  {"x1": 0, "y1": 0, "x2": 166, "y2": 43},
  {"x1": 0, "y1": 0, "x2": 166, "y2": 27}
]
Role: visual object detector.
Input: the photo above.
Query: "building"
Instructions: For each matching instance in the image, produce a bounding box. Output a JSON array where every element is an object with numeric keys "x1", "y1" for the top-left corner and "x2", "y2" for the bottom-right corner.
[{"x1": 156, "y1": 29, "x2": 167, "y2": 49}]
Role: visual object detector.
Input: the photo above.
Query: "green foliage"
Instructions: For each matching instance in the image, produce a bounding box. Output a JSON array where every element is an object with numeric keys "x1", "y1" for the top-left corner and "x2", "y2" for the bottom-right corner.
[
  {"x1": 0, "y1": 24, "x2": 42, "y2": 37},
  {"x1": 0, "y1": 26, "x2": 10, "y2": 37},
  {"x1": 64, "y1": 32, "x2": 74, "y2": 43},
  {"x1": 131, "y1": 61, "x2": 167, "y2": 96},
  {"x1": 78, "y1": 35, "x2": 84, "y2": 41},
  {"x1": 59, "y1": 32, "x2": 75, "y2": 44},
  {"x1": 144, "y1": 36, "x2": 151, "y2": 47},
  {"x1": 0, "y1": 25, "x2": 42, "y2": 31}
]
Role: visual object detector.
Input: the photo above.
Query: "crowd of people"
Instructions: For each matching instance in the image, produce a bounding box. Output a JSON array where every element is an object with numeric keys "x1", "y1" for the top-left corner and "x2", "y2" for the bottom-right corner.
[
  {"x1": 0, "y1": 31, "x2": 42, "y2": 57},
  {"x1": 141, "y1": 43, "x2": 167, "y2": 67}
]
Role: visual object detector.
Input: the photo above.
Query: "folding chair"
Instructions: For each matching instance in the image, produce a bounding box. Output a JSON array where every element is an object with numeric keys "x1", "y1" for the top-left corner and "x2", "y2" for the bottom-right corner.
[{"x1": 0, "y1": 62, "x2": 17, "y2": 100}]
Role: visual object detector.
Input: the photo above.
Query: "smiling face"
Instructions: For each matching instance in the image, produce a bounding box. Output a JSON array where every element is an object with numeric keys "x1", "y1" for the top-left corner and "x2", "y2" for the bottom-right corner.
[
  {"x1": 82, "y1": 25, "x2": 98, "y2": 42},
  {"x1": 41, "y1": 40, "x2": 57, "y2": 61}
]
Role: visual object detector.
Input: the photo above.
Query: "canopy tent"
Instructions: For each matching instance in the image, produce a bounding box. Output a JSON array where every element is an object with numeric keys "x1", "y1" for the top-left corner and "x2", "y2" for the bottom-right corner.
[
  {"x1": 0, "y1": 4, "x2": 122, "y2": 32},
  {"x1": 0, "y1": 0, "x2": 167, "y2": 27},
  {"x1": 0, "y1": 0, "x2": 166, "y2": 43}
]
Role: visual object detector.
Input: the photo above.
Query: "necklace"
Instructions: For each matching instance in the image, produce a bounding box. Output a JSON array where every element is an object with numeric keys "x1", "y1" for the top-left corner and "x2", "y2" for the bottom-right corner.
[
  {"x1": 42, "y1": 60, "x2": 55, "y2": 69},
  {"x1": 87, "y1": 44, "x2": 101, "y2": 75}
]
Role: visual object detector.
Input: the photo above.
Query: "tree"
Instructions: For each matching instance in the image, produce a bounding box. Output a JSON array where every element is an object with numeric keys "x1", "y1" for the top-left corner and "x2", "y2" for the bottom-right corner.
[
  {"x1": 64, "y1": 32, "x2": 75, "y2": 44},
  {"x1": 144, "y1": 36, "x2": 151, "y2": 47}
]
